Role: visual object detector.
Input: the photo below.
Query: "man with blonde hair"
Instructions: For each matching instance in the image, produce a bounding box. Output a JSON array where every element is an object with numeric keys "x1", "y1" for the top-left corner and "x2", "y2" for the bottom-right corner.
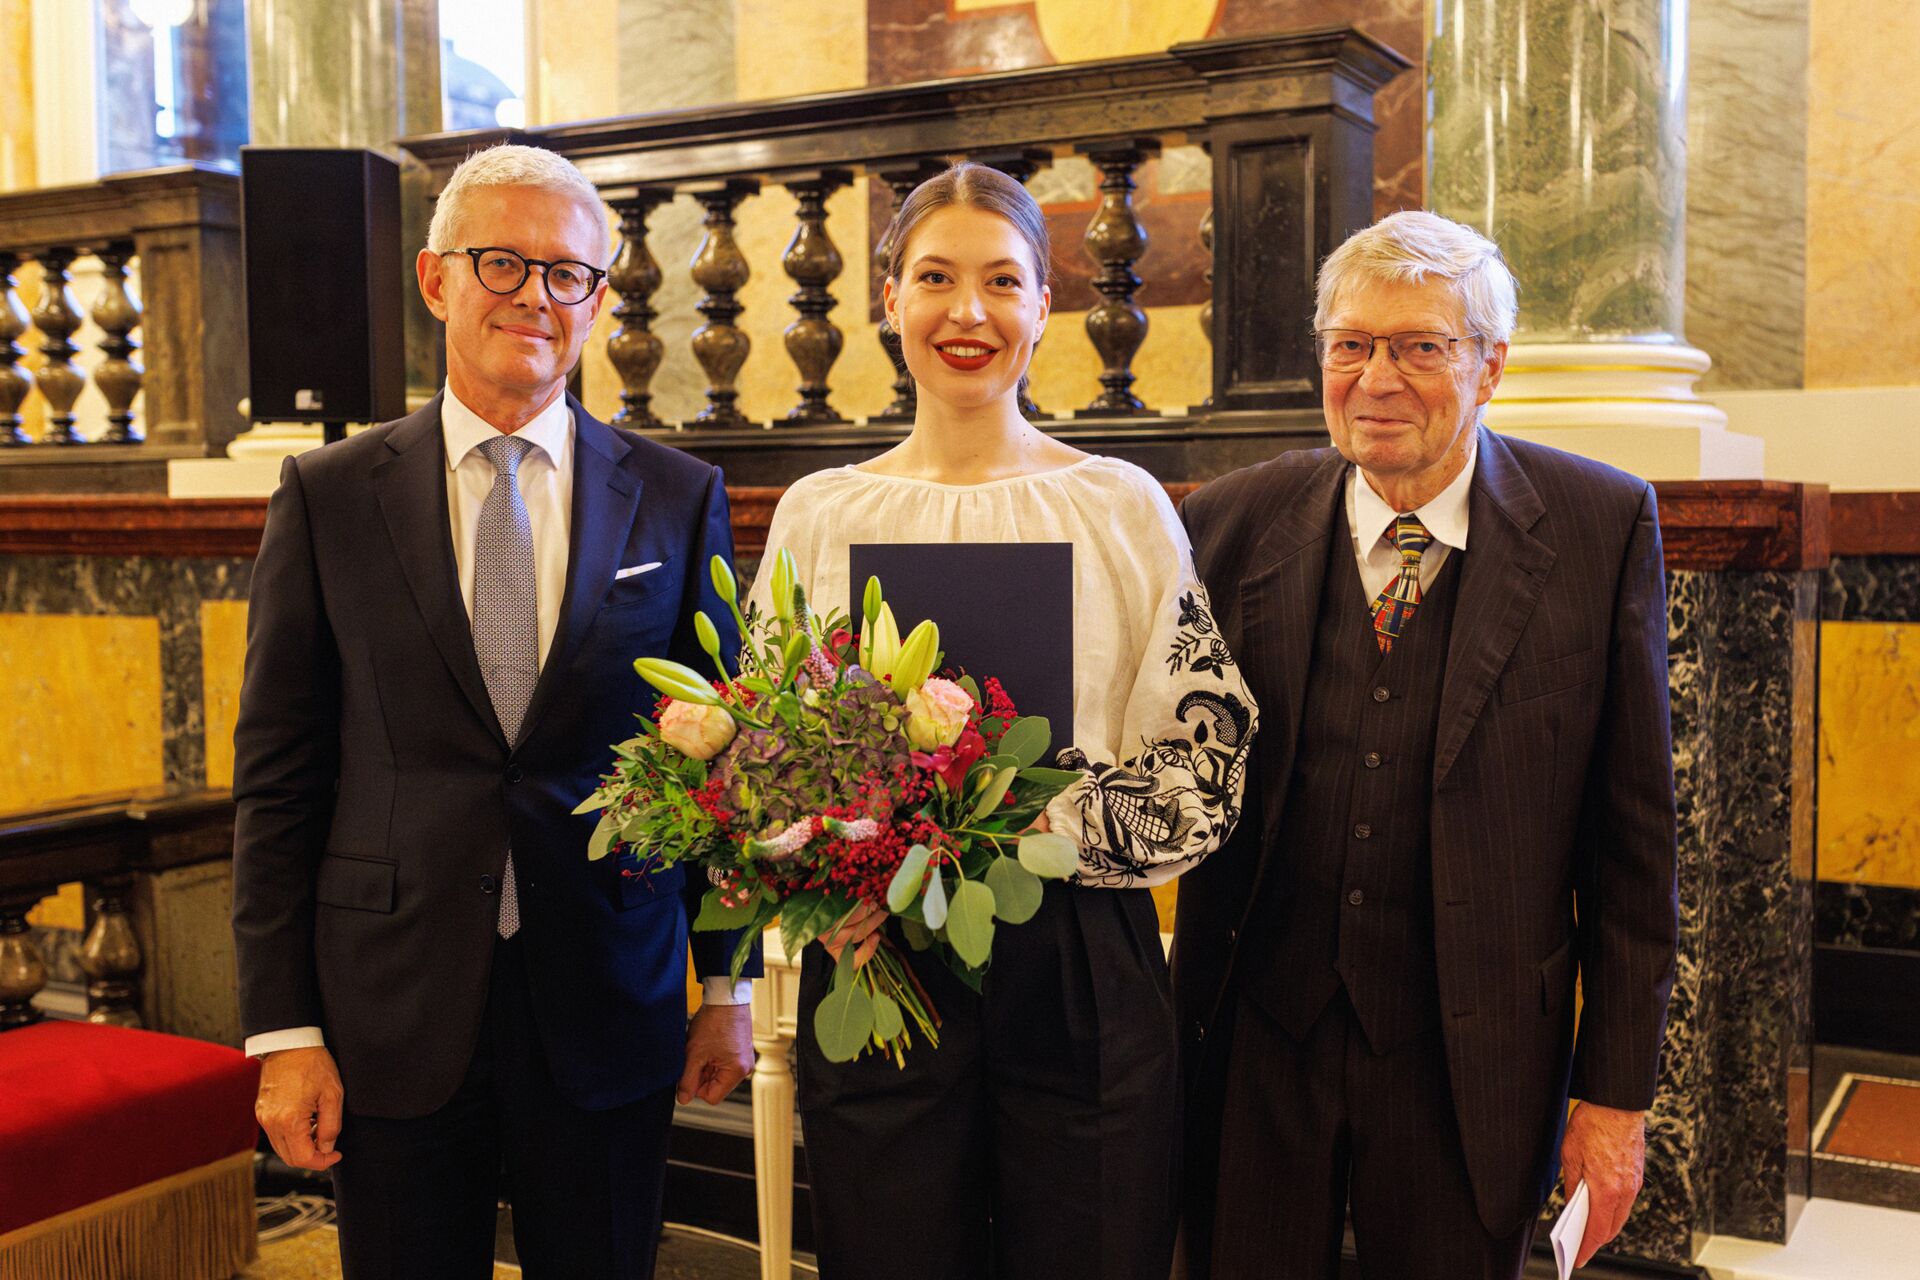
[
  {"x1": 1175, "y1": 210, "x2": 1677, "y2": 1278},
  {"x1": 233, "y1": 143, "x2": 756, "y2": 1277}
]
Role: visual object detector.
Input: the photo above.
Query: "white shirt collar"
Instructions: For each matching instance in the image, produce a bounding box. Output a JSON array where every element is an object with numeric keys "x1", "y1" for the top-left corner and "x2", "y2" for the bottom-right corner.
[
  {"x1": 1351, "y1": 429, "x2": 1478, "y2": 553},
  {"x1": 441, "y1": 383, "x2": 573, "y2": 472}
]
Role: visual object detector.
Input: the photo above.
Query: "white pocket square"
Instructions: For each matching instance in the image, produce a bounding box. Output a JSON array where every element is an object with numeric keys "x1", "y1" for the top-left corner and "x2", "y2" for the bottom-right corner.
[{"x1": 614, "y1": 561, "x2": 663, "y2": 580}]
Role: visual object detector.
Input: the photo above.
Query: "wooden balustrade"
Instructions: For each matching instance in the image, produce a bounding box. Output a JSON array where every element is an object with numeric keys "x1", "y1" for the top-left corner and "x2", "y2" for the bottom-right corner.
[
  {"x1": 400, "y1": 28, "x2": 1410, "y2": 482},
  {"x1": 0, "y1": 790, "x2": 233, "y2": 1031},
  {"x1": 0, "y1": 165, "x2": 245, "y2": 458}
]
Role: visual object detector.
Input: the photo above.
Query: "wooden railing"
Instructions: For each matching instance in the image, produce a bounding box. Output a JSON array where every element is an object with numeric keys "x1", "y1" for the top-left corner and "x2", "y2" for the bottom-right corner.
[
  {"x1": 400, "y1": 29, "x2": 1411, "y2": 482},
  {"x1": 0, "y1": 791, "x2": 234, "y2": 1030},
  {"x1": 0, "y1": 165, "x2": 246, "y2": 457}
]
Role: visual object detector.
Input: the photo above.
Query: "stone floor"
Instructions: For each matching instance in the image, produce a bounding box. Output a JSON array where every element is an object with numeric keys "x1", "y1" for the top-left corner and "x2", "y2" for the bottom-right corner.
[
  {"x1": 242, "y1": 1220, "x2": 816, "y2": 1279},
  {"x1": 1810, "y1": 1044, "x2": 1920, "y2": 1212}
]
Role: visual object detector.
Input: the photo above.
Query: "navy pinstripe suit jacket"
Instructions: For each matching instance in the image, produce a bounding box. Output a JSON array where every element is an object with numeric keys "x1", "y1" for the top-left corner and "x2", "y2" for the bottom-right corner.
[{"x1": 1173, "y1": 427, "x2": 1679, "y2": 1239}]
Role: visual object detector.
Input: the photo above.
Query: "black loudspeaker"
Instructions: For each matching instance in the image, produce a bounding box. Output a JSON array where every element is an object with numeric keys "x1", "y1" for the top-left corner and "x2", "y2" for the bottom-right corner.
[{"x1": 241, "y1": 147, "x2": 405, "y2": 427}]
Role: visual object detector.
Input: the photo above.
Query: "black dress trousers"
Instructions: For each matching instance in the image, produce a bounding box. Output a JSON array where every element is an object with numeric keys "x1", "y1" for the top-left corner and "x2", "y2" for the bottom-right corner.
[
  {"x1": 797, "y1": 880, "x2": 1181, "y2": 1280},
  {"x1": 329, "y1": 937, "x2": 678, "y2": 1280},
  {"x1": 1208, "y1": 992, "x2": 1537, "y2": 1280}
]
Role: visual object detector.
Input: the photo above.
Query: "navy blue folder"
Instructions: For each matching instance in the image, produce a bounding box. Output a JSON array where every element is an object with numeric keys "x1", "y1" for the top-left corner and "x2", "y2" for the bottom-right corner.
[{"x1": 849, "y1": 542, "x2": 1074, "y2": 752}]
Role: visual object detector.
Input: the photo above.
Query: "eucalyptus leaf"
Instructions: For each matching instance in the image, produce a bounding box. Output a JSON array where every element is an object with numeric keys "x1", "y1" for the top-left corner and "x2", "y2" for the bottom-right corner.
[
  {"x1": 813, "y1": 972, "x2": 875, "y2": 1063},
  {"x1": 780, "y1": 894, "x2": 838, "y2": 958},
  {"x1": 587, "y1": 811, "x2": 619, "y2": 862},
  {"x1": 957, "y1": 675, "x2": 982, "y2": 706},
  {"x1": 1018, "y1": 830, "x2": 1080, "y2": 879},
  {"x1": 1015, "y1": 767, "x2": 1084, "y2": 790},
  {"x1": 984, "y1": 856, "x2": 1044, "y2": 924},
  {"x1": 573, "y1": 791, "x2": 610, "y2": 817},
  {"x1": 870, "y1": 991, "x2": 904, "y2": 1042},
  {"x1": 996, "y1": 716, "x2": 1051, "y2": 769},
  {"x1": 970, "y1": 765, "x2": 1018, "y2": 821},
  {"x1": 923, "y1": 867, "x2": 949, "y2": 930},
  {"x1": 887, "y1": 844, "x2": 934, "y2": 914},
  {"x1": 694, "y1": 890, "x2": 760, "y2": 931},
  {"x1": 900, "y1": 917, "x2": 934, "y2": 951},
  {"x1": 946, "y1": 879, "x2": 997, "y2": 967}
]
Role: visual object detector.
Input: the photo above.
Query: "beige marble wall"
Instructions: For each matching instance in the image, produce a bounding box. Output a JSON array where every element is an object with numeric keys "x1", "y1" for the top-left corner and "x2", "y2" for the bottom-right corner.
[
  {"x1": 1806, "y1": 0, "x2": 1920, "y2": 388},
  {"x1": 248, "y1": 0, "x2": 441, "y2": 147},
  {"x1": 1685, "y1": 0, "x2": 1807, "y2": 390}
]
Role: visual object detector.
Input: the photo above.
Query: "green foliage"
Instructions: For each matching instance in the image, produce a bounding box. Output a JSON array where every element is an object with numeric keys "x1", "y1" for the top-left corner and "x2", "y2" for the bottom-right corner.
[
  {"x1": 984, "y1": 856, "x2": 1044, "y2": 924},
  {"x1": 996, "y1": 716, "x2": 1051, "y2": 769},
  {"x1": 946, "y1": 879, "x2": 997, "y2": 967},
  {"x1": 1018, "y1": 831, "x2": 1079, "y2": 879}
]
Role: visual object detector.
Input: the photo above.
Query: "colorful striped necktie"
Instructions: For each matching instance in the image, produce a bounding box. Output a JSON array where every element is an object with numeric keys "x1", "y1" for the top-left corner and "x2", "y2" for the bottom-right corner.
[{"x1": 1369, "y1": 514, "x2": 1434, "y2": 654}]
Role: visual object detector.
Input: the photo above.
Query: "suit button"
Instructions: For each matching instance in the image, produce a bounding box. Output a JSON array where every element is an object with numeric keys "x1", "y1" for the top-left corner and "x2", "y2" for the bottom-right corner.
[
  {"x1": 506, "y1": 766, "x2": 524, "y2": 784},
  {"x1": 1347, "y1": 889, "x2": 1364, "y2": 906},
  {"x1": 1372, "y1": 686, "x2": 1390, "y2": 702},
  {"x1": 1364, "y1": 752, "x2": 1383, "y2": 769},
  {"x1": 1353, "y1": 823, "x2": 1372, "y2": 840},
  {"x1": 1193, "y1": 1021, "x2": 1207, "y2": 1042},
  {"x1": 1227, "y1": 927, "x2": 1239, "y2": 945},
  {"x1": 480, "y1": 874, "x2": 498, "y2": 894}
]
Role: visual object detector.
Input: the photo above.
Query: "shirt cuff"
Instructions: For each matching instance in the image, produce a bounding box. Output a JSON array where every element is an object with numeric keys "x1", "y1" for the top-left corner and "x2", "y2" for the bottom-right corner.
[
  {"x1": 245, "y1": 1026, "x2": 326, "y2": 1058},
  {"x1": 701, "y1": 978, "x2": 754, "y2": 1006}
]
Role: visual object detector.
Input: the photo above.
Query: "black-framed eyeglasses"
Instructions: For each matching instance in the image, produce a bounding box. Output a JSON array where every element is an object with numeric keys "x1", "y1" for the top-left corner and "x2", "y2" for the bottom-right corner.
[
  {"x1": 1313, "y1": 329, "x2": 1483, "y2": 376},
  {"x1": 449, "y1": 247, "x2": 607, "y2": 305}
]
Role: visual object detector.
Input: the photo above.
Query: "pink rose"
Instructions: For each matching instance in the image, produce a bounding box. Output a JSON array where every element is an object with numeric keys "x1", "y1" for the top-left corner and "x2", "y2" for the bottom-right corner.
[
  {"x1": 905, "y1": 677, "x2": 973, "y2": 751},
  {"x1": 658, "y1": 699, "x2": 737, "y2": 760}
]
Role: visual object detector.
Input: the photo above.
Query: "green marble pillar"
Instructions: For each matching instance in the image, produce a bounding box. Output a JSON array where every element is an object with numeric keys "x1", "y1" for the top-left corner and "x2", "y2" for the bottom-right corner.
[
  {"x1": 1426, "y1": 0, "x2": 1764, "y2": 479},
  {"x1": 1428, "y1": 0, "x2": 1687, "y2": 343}
]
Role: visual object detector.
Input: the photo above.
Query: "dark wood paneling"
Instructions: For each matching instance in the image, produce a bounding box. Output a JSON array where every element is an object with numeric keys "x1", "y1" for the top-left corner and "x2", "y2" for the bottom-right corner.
[
  {"x1": 1831, "y1": 492, "x2": 1920, "y2": 557},
  {"x1": 1651, "y1": 480, "x2": 1831, "y2": 572}
]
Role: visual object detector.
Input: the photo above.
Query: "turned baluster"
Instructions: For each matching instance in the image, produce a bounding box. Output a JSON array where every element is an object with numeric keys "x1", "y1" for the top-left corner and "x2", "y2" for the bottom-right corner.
[
  {"x1": 1078, "y1": 138, "x2": 1160, "y2": 417},
  {"x1": 782, "y1": 169, "x2": 852, "y2": 424},
  {"x1": 0, "y1": 898, "x2": 48, "y2": 1029},
  {"x1": 0, "y1": 253, "x2": 31, "y2": 447},
  {"x1": 973, "y1": 148, "x2": 1053, "y2": 420},
  {"x1": 78, "y1": 884, "x2": 143, "y2": 1027},
  {"x1": 30, "y1": 247, "x2": 87, "y2": 444},
  {"x1": 1198, "y1": 205, "x2": 1215, "y2": 410},
  {"x1": 92, "y1": 241, "x2": 144, "y2": 444},
  {"x1": 688, "y1": 179, "x2": 759, "y2": 428},
  {"x1": 871, "y1": 161, "x2": 947, "y2": 424},
  {"x1": 606, "y1": 189, "x2": 671, "y2": 430}
]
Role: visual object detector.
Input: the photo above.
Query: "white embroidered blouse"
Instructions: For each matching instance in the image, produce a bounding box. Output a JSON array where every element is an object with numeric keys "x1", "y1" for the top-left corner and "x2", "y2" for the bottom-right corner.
[{"x1": 748, "y1": 457, "x2": 1258, "y2": 889}]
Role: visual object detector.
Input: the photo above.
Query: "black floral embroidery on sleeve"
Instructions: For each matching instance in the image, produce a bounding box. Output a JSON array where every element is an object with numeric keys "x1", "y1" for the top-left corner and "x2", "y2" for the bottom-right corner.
[{"x1": 1166, "y1": 591, "x2": 1235, "y2": 681}]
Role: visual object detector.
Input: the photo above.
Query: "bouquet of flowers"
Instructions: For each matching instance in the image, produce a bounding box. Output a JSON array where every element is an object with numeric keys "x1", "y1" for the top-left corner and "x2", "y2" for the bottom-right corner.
[{"x1": 575, "y1": 552, "x2": 1084, "y2": 1065}]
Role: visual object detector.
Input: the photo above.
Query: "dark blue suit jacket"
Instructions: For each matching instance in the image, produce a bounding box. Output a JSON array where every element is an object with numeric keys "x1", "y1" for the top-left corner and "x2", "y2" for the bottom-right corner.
[{"x1": 232, "y1": 393, "x2": 751, "y2": 1118}]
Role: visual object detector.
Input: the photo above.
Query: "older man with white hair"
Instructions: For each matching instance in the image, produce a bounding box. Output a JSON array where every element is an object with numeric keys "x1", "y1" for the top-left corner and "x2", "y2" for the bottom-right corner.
[
  {"x1": 1174, "y1": 211, "x2": 1678, "y2": 1279},
  {"x1": 232, "y1": 144, "x2": 756, "y2": 1277}
]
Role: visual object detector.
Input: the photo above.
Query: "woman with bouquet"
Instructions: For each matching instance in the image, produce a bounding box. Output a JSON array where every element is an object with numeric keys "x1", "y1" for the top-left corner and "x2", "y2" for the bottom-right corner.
[{"x1": 748, "y1": 163, "x2": 1258, "y2": 1280}]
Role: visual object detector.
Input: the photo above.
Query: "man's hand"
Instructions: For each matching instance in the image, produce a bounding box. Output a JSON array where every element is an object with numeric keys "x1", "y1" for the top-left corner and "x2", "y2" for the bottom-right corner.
[
  {"x1": 255, "y1": 1046, "x2": 345, "y2": 1171},
  {"x1": 820, "y1": 900, "x2": 887, "y2": 969},
  {"x1": 678, "y1": 1003, "x2": 754, "y2": 1105},
  {"x1": 1560, "y1": 1101, "x2": 1646, "y2": 1267}
]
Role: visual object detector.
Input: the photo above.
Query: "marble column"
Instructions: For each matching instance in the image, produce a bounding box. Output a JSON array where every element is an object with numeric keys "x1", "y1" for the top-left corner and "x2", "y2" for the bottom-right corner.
[
  {"x1": 1427, "y1": 0, "x2": 1762, "y2": 479},
  {"x1": 193, "y1": 0, "x2": 442, "y2": 487}
]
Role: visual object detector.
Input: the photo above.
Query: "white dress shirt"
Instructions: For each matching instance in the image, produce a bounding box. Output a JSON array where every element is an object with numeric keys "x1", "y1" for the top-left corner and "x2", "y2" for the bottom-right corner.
[
  {"x1": 1345, "y1": 432, "x2": 1478, "y2": 604},
  {"x1": 247, "y1": 388, "x2": 745, "y2": 1060}
]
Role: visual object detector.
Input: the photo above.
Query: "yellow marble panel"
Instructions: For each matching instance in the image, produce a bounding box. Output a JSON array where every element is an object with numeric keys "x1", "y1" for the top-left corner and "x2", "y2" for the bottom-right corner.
[
  {"x1": 1806, "y1": 0, "x2": 1920, "y2": 388},
  {"x1": 531, "y1": 0, "x2": 619, "y2": 125},
  {"x1": 0, "y1": 0, "x2": 33, "y2": 192},
  {"x1": 0, "y1": 614, "x2": 164, "y2": 814},
  {"x1": 202, "y1": 599, "x2": 248, "y2": 792},
  {"x1": 736, "y1": 0, "x2": 866, "y2": 101},
  {"x1": 1028, "y1": 303, "x2": 1212, "y2": 416},
  {"x1": 25, "y1": 881, "x2": 83, "y2": 930},
  {"x1": 1818, "y1": 621, "x2": 1920, "y2": 888},
  {"x1": 1029, "y1": 0, "x2": 1220, "y2": 64}
]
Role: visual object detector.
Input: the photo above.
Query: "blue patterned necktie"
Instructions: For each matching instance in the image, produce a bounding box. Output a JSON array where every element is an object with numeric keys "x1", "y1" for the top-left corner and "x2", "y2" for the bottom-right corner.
[
  {"x1": 474, "y1": 433, "x2": 538, "y2": 938},
  {"x1": 1369, "y1": 514, "x2": 1434, "y2": 654}
]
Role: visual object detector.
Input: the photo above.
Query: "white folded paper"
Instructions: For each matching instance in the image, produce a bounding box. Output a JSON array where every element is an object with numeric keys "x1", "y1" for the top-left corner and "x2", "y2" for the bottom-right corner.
[{"x1": 1550, "y1": 1180, "x2": 1591, "y2": 1280}]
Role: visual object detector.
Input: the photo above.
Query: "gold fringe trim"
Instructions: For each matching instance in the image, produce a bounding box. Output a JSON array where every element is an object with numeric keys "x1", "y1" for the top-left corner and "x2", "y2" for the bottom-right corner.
[{"x1": 0, "y1": 1150, "x2": 257, "y2": 1280}]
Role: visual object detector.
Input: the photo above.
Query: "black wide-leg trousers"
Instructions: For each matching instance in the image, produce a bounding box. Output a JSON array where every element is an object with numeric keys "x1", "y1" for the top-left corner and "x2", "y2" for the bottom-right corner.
[
  {"x1": 797, "y1": 881, "x2": 1181, "y2": 1280},
  {"x1": 330, "y1": 937, "x2": 677, "y2": 1280},
  {"x1": 1208, "y1": 991, "x2": 1537, "y2": 1280}
]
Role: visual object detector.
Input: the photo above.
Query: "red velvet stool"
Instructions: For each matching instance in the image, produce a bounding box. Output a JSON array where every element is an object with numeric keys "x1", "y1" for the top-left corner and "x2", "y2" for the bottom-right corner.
[{"x1": 0, "y1": 1020, "x2": 260, "y2": 1279}]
